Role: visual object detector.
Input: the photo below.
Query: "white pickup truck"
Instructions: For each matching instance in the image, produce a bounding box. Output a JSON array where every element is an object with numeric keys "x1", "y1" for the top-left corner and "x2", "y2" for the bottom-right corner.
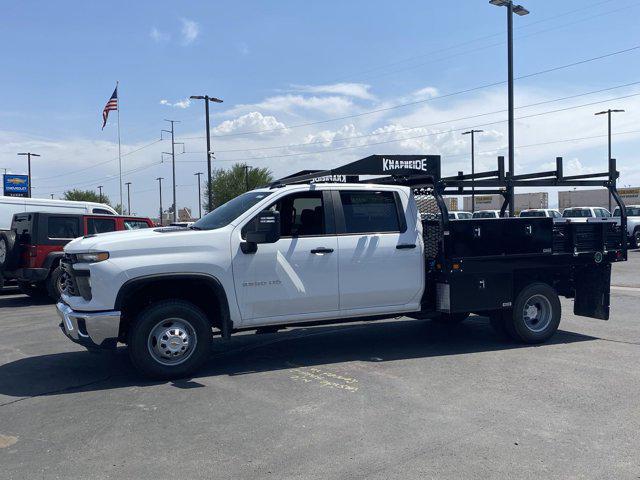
[
  {"x1": 56, "y1": 155, "x2": 627, "y2": 378},
  {"x1": 613, "y1": 205, "x2": 640, "y2": 248}
]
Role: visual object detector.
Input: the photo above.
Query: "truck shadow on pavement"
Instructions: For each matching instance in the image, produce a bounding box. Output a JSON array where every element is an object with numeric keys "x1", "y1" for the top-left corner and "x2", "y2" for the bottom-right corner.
[{"x1": 0, "y1": 316, "x2": 597, "y2": 401}]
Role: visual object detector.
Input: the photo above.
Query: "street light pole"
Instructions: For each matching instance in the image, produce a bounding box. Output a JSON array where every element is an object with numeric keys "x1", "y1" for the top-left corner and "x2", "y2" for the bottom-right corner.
[
  {"x1": 462, "y1": 129, "x2": 483, "y2": 213},
  {"x1": 156, "y1": 177, "x2": 164, "y2": 225},
  {"x1": 17, "y1": 152, "x2": 41, "y2": 198},
  {"x1": 595, "y1": 109, "x2": 625, "y2": 211},
  {"x1": 125, "y1": 182, "x2": 132, "y2": 215},
  {"x1": 97, "y1": 185, "x2": 103, "y2": 204},
  {"x1": 489, "y1": 0, "x2": 529, "y2": 216},
  {"x1": 243, "y1": 165, "x2": 251, "y2": 192},
  {"x1": 162, "y1": 119, "x2": 181, "y2": 222},
  {"x1": 190, "y1": 95, "x2": 223, "y2": 213},
  {"x1": 194, "y1": 172, "x2": 203, "y2": 218}
]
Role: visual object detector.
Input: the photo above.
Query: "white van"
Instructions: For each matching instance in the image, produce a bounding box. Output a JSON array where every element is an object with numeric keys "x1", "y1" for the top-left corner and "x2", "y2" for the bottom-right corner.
[{"x1": 0, "y1": 196, "x2": 117, "y2": 231}]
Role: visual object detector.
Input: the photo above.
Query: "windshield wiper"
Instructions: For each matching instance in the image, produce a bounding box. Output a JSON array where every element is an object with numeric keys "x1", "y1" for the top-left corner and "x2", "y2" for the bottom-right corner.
[{"x1": 189, "y1": 225, "x2": 203, "y2": 230}]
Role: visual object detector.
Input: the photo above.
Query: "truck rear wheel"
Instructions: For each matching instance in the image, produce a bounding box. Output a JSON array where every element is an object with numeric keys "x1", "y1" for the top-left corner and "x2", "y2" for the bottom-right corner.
[
  {"x1": 506, "y1": 283, "x2": 561, "y2": 344},
  {"x1": 127, "y1": 300, "x2": 212, "y2": 379}
]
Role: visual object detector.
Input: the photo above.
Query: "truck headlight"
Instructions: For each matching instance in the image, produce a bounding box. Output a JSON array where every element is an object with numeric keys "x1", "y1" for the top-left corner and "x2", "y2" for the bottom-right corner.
[{"x1": 76, "y1": 252, "x2": 109, "y2": 263}]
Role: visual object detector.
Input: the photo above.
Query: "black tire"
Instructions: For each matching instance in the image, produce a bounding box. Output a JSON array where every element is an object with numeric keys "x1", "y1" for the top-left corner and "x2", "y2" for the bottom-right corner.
[
  {"x1": 0, "y1": 231, "x2": 17, "y2": 271},
  {"x1": 506, "y1": 283, "x2": 561, "y2": 344},
  {"x1": 46, "y1": 266, "x2": 64, "y2": 301},
  {"x1": 633, "y1": 228, "x2": 640, "y2": 249},
  {"x1": 435, "y1": 312, "x2": 470, "y2": 324},
  {"x1": 18, "y1": 281, "x2": 48, "y2": 298},
  {"x1": 128, "y1": 300, "x2": 212, "y2": 379}
]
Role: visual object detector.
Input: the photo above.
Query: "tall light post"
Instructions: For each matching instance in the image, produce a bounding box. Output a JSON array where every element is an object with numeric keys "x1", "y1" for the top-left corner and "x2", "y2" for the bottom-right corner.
[
  {"x1": 595, "y1": 109, "x2": 625, "y2": 211},
  {"x1": 190, "y1": 95, "x2": 223, "y2": 214},
  {"x1": 194, "y1": 172, "x2": 203, "y2": 218},
  {"x1": 162, "y1": 119, "x2": 181, "y2": 222},
  {"x1": 489, "y1": 0, "x2": 529, "y2": 216},
  {"x1": 125, "y1": 182, "x2": 132, "y2": 215},
  {"x1": 462, "y1": 129, "x2": 484, "y2": 213},
  {"x1": 156, "y1": 177, "x2": 164, "y2": 225},
  {"x1": 97, "y1": 185, "x2": 104, "y2": 204},
  {"x1": 17, "y1": 152, "x2": 40, "y2": 198}
]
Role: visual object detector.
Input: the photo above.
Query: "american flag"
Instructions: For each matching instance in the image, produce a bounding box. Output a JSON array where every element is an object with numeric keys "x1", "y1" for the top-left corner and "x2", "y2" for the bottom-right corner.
[{"x1": 101, "y1": 86, "x2": 118, "y2": 129}]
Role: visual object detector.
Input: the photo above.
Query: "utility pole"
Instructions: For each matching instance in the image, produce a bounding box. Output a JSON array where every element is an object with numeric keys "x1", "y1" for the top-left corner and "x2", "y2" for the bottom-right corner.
[
  {"x1": 190, "y1": 95, "x2": 223, "y2": 213},
  {"x1": 162, "y1": 120, "x2": 183, "y2": 223},
  {"x1": 17, "y1": 152, "x2": 41, "y2": 198},
  {"x1": 462, "y1": 129, "x2": 483, "y2": 213},
  {"x1": 595, "y1": 109, "x2": 625, "y2": 211},
  {"x1": 194, "y1": 172, "x2": 203, "y2": 218},
  {"x1": 97, "y1": 185, "x2": 104, "y2": 204},
  {"x1": 156, "y1": 177, "x2": 164, "y2": 225},
  {"x1": 243, "y1": 165, "x2": 251, "y2": 192},
  {"x1": 125, "y1": 182, "x2": 132, "y2": 215},
  {"x1": 490, "y1": 0, "x2": 529, "y2": 216}
]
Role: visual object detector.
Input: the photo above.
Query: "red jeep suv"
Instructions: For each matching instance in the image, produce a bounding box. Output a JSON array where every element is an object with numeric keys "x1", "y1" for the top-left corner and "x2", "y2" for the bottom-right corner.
[{"x1": 0, "y1": 212, "x2": 154, "y2": 300}]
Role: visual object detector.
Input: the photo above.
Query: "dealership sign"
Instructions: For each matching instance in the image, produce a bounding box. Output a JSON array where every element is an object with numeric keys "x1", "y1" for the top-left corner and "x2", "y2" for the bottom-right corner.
[{"x1": 3, "y1": 174, "x2": 29, "y2": 197}]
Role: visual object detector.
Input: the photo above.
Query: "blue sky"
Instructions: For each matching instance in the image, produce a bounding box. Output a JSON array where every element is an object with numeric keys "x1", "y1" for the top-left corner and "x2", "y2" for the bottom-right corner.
[{"x1": 1, "y1": 0, "x2": 639, "y2": 215}]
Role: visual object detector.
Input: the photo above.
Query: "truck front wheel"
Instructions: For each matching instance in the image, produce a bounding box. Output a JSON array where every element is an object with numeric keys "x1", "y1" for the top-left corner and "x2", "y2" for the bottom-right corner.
[
  {"x1": 128, "y1": 300, "x2": 212, "y2": 379},
  {"x1": 632, "y1": 228, "x2": 640, "y2": 249},
  {"x1": 506, "y1": 283, "x2": 561, "y2": 344}
]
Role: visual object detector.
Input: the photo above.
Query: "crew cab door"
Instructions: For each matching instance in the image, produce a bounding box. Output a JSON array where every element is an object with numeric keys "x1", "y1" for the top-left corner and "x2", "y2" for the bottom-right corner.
[
  {"x1": 231, "y1": 189, "x2": 339, "y2": 323},
  {"x1": 334, "y1": 189, "x2": 423, "y2": 311}
]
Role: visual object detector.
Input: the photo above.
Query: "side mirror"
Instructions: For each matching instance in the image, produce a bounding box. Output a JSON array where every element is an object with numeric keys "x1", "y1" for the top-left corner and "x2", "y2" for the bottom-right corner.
[{"x1": 241, "y1": 210, "x2": 280, "y2": 253}]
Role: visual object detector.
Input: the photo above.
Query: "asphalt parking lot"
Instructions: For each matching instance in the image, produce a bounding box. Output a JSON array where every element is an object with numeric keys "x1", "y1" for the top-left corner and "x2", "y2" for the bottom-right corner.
[{"x1": 1, "y1": 253, "x2": 640, "y2": 479}]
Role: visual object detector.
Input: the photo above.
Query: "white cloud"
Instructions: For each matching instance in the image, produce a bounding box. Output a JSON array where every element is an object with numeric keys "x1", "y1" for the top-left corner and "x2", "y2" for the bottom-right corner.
[
  {"x1": 180, "y1": 18, "x2": 199, "y2": 45},
  {"x1": 159, "y1": 98, "x2": 191, "y2": 109},
  {"x1": 291, "y1": 83, "x2": 375, "y2": 100},
  {"x1": 225, "y1": 95, "x2": 355, "y2": 117},
  {"x1": 213, "y1": 112, "x2": 288, "y2": 136},
  {"x1": 412, "y1": 86, "x2": 439, "y2": 100},
  {"x1": 149, "y1": 27, "x2": 170, "y2": 43}
]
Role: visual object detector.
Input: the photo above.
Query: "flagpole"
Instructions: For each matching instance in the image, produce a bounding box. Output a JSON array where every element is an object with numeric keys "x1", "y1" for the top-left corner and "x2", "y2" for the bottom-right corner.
[{"x1": 116, "y1": 80, "x2": 123, "y2": 212}]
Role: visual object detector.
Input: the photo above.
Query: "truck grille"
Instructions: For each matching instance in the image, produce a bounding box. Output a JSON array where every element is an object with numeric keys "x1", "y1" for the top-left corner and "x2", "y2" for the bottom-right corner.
[{"x1": 60, "y1": 254, "x2": 91, "y2": 300}]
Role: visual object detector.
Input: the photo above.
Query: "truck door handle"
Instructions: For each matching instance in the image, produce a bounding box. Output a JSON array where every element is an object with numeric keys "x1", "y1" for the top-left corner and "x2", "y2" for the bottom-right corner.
[
  {"x1": 396, "y1": 243, "x2": 416, "y2": 249},
  {"x1": 310, "y1": 247, "x2": 334, "y2": 254}
]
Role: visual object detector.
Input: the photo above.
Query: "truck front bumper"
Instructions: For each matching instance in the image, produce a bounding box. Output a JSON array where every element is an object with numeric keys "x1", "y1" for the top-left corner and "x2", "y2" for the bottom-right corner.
[{"x1": 56, "y1": 302, "x2": 120, "y2": 350}]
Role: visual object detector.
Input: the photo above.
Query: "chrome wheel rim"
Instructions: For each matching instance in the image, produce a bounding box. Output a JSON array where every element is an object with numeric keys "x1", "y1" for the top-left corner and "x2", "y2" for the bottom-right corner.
[
  {"x1": 522, "y1": 294, "x2": 552, "y2": 332},
  {"x1": 147, "y1": 318, "x2": 197, "y2": 366}
]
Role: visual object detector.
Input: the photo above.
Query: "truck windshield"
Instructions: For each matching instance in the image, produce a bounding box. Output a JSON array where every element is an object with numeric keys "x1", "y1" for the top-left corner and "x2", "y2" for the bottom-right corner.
[
  {"x1": 191, "y1": 191, "x2": 273, "y2": 230},
  {"x1": 563, "y1": 209, "x2": 591, "y2": 218},
  {"x1": 613, "y1": 207, "x2": 640, "y2": 217}
]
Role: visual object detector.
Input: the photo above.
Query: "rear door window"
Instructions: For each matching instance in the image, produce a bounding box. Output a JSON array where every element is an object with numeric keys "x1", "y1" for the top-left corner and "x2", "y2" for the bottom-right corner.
[
  {"x1": 339, "y1": 191, "x2": 401, "y2": 234},
  {"x1": 123, "y1": 220, "x2": 150, "y2": 230},
  {"x1": 87, "y1": 217, "x2": 116, "y2": 234},
  {"x1": 48, "y1": 217, "x2": 80, "y2": 239}
]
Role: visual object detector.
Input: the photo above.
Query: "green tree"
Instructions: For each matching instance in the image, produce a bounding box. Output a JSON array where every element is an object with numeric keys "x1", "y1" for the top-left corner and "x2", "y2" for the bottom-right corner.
[
  {"x1": 203, "y1": 163, "x2": 273, "y2": 212},
  {"x1": 63, "y1": 189, "x2": 110, "y2": 205}
]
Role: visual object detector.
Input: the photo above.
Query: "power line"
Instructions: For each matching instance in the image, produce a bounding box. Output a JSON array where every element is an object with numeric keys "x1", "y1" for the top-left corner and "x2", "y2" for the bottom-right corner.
[
  {"x1": 174, "y1": 91, "x2": 640, "y2": 163},
  {"x1": 181, "y1": 81, "x2": 640, "y2": 155},
  {"x1": 178, "y1": 44, "x2": 640, "y2": 140},
  {"x1": 327, "y1": 0, "x2": 618, "y2": 83},
  {"x1": 34, "y1": 139, "x2": 163, "y2": 181}
]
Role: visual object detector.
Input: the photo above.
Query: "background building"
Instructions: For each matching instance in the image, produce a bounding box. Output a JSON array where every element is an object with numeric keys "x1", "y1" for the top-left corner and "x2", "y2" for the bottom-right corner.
[
  {"x1": 463, "y1": 192, "x2": 548, "y2": 214},
  {"x1": 558, "y1": 187, "x2": 640, "y2": 211}
]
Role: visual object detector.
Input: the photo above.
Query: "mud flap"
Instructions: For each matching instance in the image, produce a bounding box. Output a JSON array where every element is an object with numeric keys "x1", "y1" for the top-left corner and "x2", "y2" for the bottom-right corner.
[{"x1": 574, "y1": 264, "x2": 611, "y2": 320}]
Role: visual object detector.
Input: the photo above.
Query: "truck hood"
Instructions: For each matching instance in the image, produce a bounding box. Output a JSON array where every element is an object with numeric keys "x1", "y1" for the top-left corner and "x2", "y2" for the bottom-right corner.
[{"x1": 64, "y1": 226, "x2": 229, "y2": 255}]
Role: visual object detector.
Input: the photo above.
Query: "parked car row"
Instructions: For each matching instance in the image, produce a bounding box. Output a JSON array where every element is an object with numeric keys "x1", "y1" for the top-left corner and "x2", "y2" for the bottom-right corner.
[{"x1": 0, "y1": 195, "x2": 154, "y2": 299}]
